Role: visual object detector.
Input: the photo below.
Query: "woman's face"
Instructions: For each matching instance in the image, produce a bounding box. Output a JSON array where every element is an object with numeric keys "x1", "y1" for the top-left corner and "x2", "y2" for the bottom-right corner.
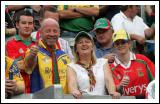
[
  {"x1": 114, "y1": 39, "x2": 130, "y2": 55},
  {"x1": 76, "y1": 37, "x2": 93, "y2": 55}
]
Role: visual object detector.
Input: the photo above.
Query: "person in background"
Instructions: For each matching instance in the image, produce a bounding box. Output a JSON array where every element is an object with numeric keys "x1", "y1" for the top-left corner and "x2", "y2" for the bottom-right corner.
[
  {"x1": 145, "y1": 80, "x2": 155, "y2": 99},
  {"x1": 58, "y1": 5, "x2": 99, "y2": 38},
  {"x1": 110, "y1": 29, "x2": 155, "y2": 99},
  {"x1": 67, "y1": 31, "x2": 121, "y2": 99},
  {"x1": 111, "y1": 5, "x2": 154, "y2": 54},
  {"x1": 93, "y1": 18, "x2": 115, "y2": 63}
]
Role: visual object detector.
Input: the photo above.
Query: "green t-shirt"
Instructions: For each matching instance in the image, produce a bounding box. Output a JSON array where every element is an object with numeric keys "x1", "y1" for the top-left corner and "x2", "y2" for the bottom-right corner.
[{"x1": 59, "y1": 5, "x2": 97, "y2": 32}]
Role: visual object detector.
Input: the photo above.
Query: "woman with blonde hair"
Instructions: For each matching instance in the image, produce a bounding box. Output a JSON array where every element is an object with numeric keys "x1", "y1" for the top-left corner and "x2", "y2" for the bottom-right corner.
[{"x1": 67, "y1": 31, "x2": 120, "y2": 99}]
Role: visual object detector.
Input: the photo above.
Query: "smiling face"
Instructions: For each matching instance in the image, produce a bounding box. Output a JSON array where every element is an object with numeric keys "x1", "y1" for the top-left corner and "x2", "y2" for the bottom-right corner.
[
  {"x1": 114, "y1": 39, "x2": 130, "y2": 55},
  {"x1": 40, "y1": 18, "x2": 60, "y2": 47},
  {"x1": 75, "y1": 37, "x2": 93, "y2": 56},
  {"x1": 16, "y1": 15, "x2": 34, "y2": 37}
]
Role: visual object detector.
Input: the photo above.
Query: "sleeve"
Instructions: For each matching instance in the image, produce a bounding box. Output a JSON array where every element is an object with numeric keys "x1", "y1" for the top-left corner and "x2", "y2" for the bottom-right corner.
[
  {"x1": 142, "y1": 55, "x2": 155, "y2": 78},
  {"x1": 6, "y1": 41, "x2": 18, "y2": 59},
  {"x1": 111, "y1": 14, "x2": 124, "y2": 31}
]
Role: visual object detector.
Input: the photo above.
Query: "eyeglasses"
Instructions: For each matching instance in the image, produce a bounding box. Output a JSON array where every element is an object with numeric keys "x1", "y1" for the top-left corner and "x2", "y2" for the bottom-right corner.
[{"x1": 114, "y1": 40, "x2": 128, "y2": 47}]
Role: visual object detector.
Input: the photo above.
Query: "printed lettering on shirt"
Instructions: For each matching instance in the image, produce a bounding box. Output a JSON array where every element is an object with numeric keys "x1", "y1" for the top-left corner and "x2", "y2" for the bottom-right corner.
[{"x1": 124, "y1": 84, "x2": 147, "y2": 95}]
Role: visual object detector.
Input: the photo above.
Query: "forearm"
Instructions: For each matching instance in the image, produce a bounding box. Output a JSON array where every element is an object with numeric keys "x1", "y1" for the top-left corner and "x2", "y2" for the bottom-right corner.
[
  {"x1": 24, "y1": 54, "x2": 37, "y2": 74},
  {"x1": 59, "y1": 10, "x2": 84, "y2": 19},
  {"x1": 75, "y1": 7, "x2": 99, "y2": 17},
  {"x1": 7, "y1": 5, "x2": 28, "y2": 11},
  {"x1": 130, "y1": 34, "x2": 146, "y2": 44}
]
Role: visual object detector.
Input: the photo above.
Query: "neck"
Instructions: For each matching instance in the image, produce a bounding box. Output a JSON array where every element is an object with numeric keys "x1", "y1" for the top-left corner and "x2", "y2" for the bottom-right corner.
[
  {"x1": 99, "y1": 40, "x2": 113, "y2": 49},
  {"x1": 19, "y1": 34, "x2": 31, "y2": 41},
  {"x1": 117, "y1": 51, "x2": 130, "y2": 64},
  {"x1": 79, "y1": 54, "x2": 92, "y2": 65},
  {"x1": 123, "y1": 11, "x2": 134, "y2": 20}
]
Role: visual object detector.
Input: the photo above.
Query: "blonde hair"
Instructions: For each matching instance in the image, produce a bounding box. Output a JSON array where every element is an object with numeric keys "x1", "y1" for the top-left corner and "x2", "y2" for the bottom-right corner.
[{"x1": 73, "y1": 37, "x2": 97, "y2": 65}]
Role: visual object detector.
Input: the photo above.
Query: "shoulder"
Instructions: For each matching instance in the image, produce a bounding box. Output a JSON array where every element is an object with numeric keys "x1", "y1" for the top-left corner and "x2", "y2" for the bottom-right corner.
[
  {"x1": 96, "y1": 58, "x2": 108, "y2": 65},
  {"x1": 135, "y1": 54, "x2": 150, "y2": 61}
]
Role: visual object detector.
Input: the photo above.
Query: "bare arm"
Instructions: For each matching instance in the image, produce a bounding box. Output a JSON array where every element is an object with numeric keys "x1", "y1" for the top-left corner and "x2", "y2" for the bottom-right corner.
[
  {"x1": 73, "y1": 7, "x2": 99, "y2": 17},
  {"x1": 24, "y1": 45, "x2": 38, "y2": 74},
  {"x1": 67, "y1": 66, "x2": 82, "y2": 98},
  {"x1": 104, "y1": 63, "x2": 116, "y2": 94},
  {"x1": 130, "y1": 34, "x2": 146, "y2": 44},
  {"x1": 104, "y1": 62, "x2": 121, "y2": 98},
  {"x1": 59, "y1": 7, "x2": 99, "y2": 19},
  {"x1": 7, "y1": 5, "x2": 28, "y2": 11},
  {"x1": 59, "y1": 9, "x2": 84, "y2": 19}
]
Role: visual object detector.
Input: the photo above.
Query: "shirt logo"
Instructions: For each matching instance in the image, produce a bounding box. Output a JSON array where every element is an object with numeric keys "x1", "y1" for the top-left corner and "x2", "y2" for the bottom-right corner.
[{"x1": 19, "y1": 48, "x2": 24, "y2": 54}]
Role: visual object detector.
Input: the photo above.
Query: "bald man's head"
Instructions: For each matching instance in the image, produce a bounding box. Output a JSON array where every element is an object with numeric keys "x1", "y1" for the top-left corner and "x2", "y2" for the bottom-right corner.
[
  {"x1": 40, "y1": 18, "x2": 59, "y2": 29},
  {"x1": 40, "y1": 18, "x2": 60, "y2": 48}
]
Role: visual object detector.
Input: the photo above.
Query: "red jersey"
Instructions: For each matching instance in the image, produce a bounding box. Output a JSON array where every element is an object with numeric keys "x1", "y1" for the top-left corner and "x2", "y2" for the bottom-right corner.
[
  {"x1": 6, "y1": 35, "x2": 36, "y2": 93},
  {"x1": 110, "y1": 53, "x2": 155, "y2": 97}
]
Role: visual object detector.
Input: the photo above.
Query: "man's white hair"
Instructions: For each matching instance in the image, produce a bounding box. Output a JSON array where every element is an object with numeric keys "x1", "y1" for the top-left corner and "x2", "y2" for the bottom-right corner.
[{"x1": 40, "y1": 18, "x2": 59, "y2": 29}]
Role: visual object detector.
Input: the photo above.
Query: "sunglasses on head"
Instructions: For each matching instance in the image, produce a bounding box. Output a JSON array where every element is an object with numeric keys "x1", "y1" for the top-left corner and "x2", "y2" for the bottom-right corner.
[{"x1": 114, "y1": 40, "x2": 128, "y2": 47}]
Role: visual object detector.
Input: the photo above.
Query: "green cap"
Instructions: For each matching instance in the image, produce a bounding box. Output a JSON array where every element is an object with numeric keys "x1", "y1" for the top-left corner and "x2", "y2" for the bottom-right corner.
[{"x1": 93, "y1": 18, "x2": 112, "y2": 31}]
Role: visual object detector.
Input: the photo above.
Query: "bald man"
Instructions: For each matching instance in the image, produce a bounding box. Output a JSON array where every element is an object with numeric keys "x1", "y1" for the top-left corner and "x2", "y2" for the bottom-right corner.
[{"x1": 24, "y1": 18, "x2": 71, "y2": 93}]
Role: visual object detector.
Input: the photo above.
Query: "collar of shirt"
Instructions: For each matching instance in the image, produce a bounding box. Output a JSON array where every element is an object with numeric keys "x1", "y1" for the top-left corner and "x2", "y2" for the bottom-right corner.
[
  {"x1": 120, "y1": 11, "x2": 137, "y2": 22},
  {"x1": 114, "y1": 52, "x2": 136, "y2": 69},
  {"x1": 15, "y1": 34, "x2": 36, "y2": 46}
]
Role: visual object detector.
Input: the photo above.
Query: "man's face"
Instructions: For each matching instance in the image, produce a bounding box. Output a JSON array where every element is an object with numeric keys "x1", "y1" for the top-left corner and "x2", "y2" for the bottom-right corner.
[
  {"x1": 40, "y1": 22, "x2": 60, "y2": 47},
  {"x1": 16, "y1": 15, "x2": 34, "y2": 37},
  {"x1": 130, "y1": 5, "x2": 140, "y2": 18},
  {"x1": 96, "y1": 29, "x2": 113, "y2": 45}
]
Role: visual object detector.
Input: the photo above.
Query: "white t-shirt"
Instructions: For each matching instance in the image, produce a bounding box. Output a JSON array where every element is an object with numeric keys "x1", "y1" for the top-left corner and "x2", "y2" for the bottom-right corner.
[
  {"x1": 111, "y1": 11, "x2": 149, "y2": 37},
  {"x1": 68, "y1": 58, "x2": 108, "y2": 95}
]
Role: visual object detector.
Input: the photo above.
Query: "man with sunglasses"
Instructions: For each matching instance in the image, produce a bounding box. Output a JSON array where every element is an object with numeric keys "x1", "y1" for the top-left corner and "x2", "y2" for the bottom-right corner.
[{"x1": 110, "y1": 29, "x2": 155, "y2": 99}]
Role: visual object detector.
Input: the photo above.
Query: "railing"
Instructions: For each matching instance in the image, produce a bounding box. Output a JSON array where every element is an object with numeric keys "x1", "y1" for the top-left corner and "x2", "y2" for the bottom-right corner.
[{"x1": 11, "y1": 85, "x2": 135, "y2": 99}]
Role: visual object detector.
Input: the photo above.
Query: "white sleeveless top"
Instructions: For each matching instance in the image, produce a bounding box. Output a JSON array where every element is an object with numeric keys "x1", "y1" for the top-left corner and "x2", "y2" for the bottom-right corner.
[{"x1": 68, "y1": 58, "x2": 108, "y2": 95}]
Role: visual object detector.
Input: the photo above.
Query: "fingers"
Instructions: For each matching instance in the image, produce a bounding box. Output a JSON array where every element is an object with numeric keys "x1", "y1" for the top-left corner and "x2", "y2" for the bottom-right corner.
[
  {"x1": 30, "y1": 45, "x2": 39, "y2": 56},
  {"x1": 72, "y1": 90, "x2": 82, "y2": 99}
]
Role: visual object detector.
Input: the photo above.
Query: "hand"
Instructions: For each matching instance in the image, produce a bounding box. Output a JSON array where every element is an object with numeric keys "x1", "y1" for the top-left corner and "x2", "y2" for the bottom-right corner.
[
  {"x1": 118, "y1": 75, "x2": 130, "y2": 88},
  {"x1": 71, "y1": 90, "x2": 82, "y2": 99},
  {"x1": 103, "y1": 54, "x2": 115, "y2": 63},
  {"x1": 30, "y1": 45, "x2": 39, "y2": 57},
  {"x1": 110, "y1": 92, "x2": 121, "y2": 99},
  {"x1": 17, "y1": 60, "x2": 25, "y2": 70},
  {"x1": 5, "y1": 79, "x2": 17, "y2": 96}
]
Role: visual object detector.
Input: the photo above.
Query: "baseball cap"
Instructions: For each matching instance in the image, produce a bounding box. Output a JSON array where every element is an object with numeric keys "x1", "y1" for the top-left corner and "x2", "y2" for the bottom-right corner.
[
  {"x1": 93, "y1": 18, "x2": 112, "y2": 31},
  {"x1": 75, "y1": 31, "x2": 93, "y2": 42},
  {"x1": 112, "y1": 29, "x2": 130, "y2": 43}
]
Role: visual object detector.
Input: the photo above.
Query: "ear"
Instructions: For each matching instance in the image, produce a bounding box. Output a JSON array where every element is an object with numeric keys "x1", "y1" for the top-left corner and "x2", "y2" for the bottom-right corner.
[{"x1": 16, "y1": 22, "x2": 19, "y2": 29}]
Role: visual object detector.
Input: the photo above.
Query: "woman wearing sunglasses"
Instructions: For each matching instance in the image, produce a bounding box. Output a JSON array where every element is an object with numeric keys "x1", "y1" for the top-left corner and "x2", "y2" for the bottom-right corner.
[{"x1": 110, "y1": 29, "x2": 155, "y2": 99}]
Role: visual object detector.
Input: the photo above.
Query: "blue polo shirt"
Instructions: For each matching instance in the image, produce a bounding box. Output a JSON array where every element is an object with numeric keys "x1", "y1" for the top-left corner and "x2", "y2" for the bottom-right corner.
[{"x1": 95, "y1": 42, "x2": 114, "y2": 58}]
